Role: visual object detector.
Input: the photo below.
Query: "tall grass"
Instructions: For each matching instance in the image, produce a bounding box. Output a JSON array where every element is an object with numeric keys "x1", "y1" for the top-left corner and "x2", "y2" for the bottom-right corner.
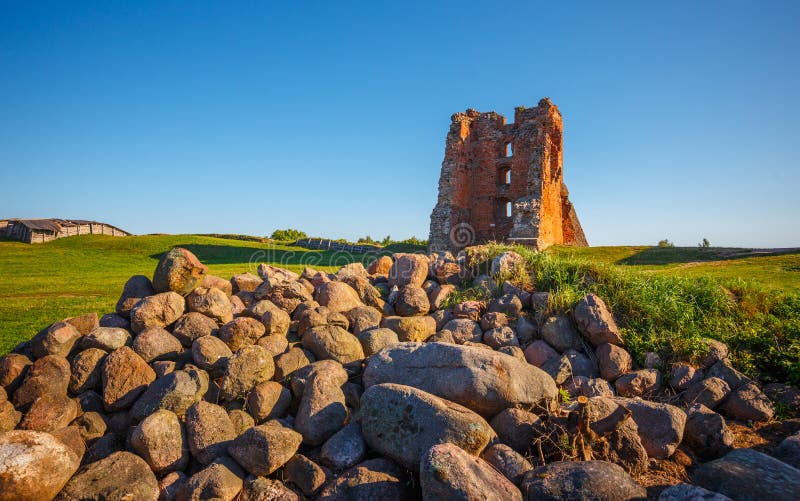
[{"x1": 479, "y1": 243, "x2": 800, "y2": 385}]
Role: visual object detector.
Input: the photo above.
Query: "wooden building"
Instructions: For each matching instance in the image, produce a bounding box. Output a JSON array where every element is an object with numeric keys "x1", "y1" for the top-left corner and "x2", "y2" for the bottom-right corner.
[{"x1": 0, "y1": 219, "x2": 131, "y2": 244}]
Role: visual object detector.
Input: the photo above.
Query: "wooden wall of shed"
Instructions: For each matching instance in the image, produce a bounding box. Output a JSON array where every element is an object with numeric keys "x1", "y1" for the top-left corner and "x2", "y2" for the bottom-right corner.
[{"x1": 2, "y1": 221, "x2": 129, "y2": 243}]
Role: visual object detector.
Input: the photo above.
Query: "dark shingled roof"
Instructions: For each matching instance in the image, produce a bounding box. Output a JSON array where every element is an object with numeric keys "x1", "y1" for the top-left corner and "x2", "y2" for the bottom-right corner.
[{"x1": 2, "y1": 219, "x2": 130, "y2": 234}]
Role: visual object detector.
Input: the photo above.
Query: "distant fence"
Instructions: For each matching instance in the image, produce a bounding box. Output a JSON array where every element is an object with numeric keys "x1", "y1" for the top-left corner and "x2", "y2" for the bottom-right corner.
[{"x1": 295, "y1": 238, "x2": 383, "y2": 254}]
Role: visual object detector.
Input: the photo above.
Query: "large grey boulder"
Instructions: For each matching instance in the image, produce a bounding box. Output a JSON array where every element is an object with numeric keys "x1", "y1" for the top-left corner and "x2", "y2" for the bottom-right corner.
[
  {"x1": 573, "y1": 294, "x2": 624, "y2": 347},
  {"x1": 153, "y1": 247, "x2": 208, "y2": 296},
  {"x1": 130, "y1": 367, "x2": 208, "y2": 421},
  {"x1": 217, "y1": 317, "x2": 265, "y2": 351},
  {"x1": 30, "y1": 321, "x2": 82, "y2": 359},
  {"x1": 357, "y1": 328, "x2": 399, "y2": 356},
  {"x1": 185, "y1": 401, "x2": 237, "y2": 465},
  {"x1": 316, "y1": 458, "x2": 414, "y2": 500},
  {"x1": 658, "y1": 483, "x2": 732, "y2": 501},
  {"x1": 380, "y1": 315, "x2": 437, "y2": 342},
  {"x1": 420, "y1": 442, "x2": 522, "y2": 500},
  {"x1": 490, "y1": 407, "x2": 542, "y2": 454},
  {"x1": 132, "y1": 327, "x2": 183, "y2": 362},
  {"x1": 615, "y1": 368, "x2": 661, "y2": 397},
  {"x1": 227, "y1": 421, "x2": 302, "y2": 476},
  {"x1": 13, "y1": 355, "x2": 70, "y2": 408},
  {"x1": 363, "y1": 342, "x2": 557, "y2": 415},
  {"x1": 301, "y1": 325, "x2": 364, "y2": 364},
  {"x1": 284, "y1": 454, "x2": 328, "y2": 497},
  {"x1": 0, "y1": 430, "x2": 80, "y2": 501},
  {"x1": 101, "y1": 346, "x2": 156, "y2": 411},
  {"x1": 540, "y1": 316, "x2": 581, "y2": 352},
  {"x1": 116, "y1": 275, "x2": 156, "y2": 317},
  {"x1": 18, "y1": 394, "x2": 78, "y2": 432},
  {"x1": 388, "y1": 253, "x2": 429, "y2": 288},
  {"x1": 394, "y1": 285, "x2": 430, "y2": 316},
  {"x1": 69, "y1": 348, "x2": 106, "y2": 394},
  {"x1": 219, "y1": 345, "x2": 274, "y2": 401},
  {"x1": 683, "y1": 377, "x2": 731, "y2": 409},
  {"x1": 191, "y1": 336, "x2": 231, "y2": 375},
  {"x1": 294, "y1": 368, "x2": 348, "y2": 446},
  {"x1": 239, "y1": 477, "x2": 297, "y2": 501},
  {"x1": 616, "y1": 397, "x2": 686, "y2": 459},
  {"x1": 172, "y1": 312, "x2": 218, "y2": 346},
  {"x1": 130, "y1": 409, "x2": 189, "y2": 473},
  {"x1": 588, "y1": 397, "x2": 649, "y2": 474},
  {"x1": 683, "y1": 403, "x2": 734, "y2": 460},
  {"x1": 320, "y1": 422, "x2": 367, "y2": 470},
  {"x1": 360, "y1": 383, "x2": 494, "y2": 471},
  {"x1": 130, "y1": 291, "x2": 186, "y2": 334},
  {"x1": 315, "y1": 281, "x2": 363, "y2": 313},
  {"x1": 186, "y1": 286, "x2": 234, "y2": 325},
  {"x1": 692, "y1": 448, "x2": 800, "y2": 501},
  {"x1": 775, "y1": 432, "x2": 800, "y2": 469},
  {"x1": 440, "y1": 318, "x2": 483, "y2": 344},
  {"x1": 481, "y1": 443, "x2": 533, "y2": 485},
  {"x1": 520, "y1": 460, "x2": 646, "y2": 501},
  {"x1": 56, "y1": 451, "x2": 159, "y2": 501},
  {"x1": 718, "y1": 382, "x2": 774, "y2": 422},
  {"x1": 246, "y1": 381, "x2": 292, "y2": 423},
  {"x1": 177, "y1": 456, "x2": 243, "y2": 501}
]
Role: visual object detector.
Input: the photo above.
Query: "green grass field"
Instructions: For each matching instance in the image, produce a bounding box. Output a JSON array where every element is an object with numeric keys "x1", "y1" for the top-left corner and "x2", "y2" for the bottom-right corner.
[
  {"x1": 1, "y1": 236, "x2": 798, "y2": 384},
  {"x1": 0, "y1": 234, "x2": 402, "y2": 354},
  {"x1": 550, "y1": 245, "x2": 800, "y2": 292}
]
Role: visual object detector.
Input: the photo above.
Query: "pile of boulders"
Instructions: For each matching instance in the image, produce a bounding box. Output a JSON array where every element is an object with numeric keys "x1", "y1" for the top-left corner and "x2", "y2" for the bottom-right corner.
[{"x1": 1, "y1": 246, "x2": 799, "y2": 501}]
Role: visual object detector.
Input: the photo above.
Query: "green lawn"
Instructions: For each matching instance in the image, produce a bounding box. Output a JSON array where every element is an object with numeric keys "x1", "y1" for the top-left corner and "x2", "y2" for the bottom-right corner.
[
  {"x1": 548, "y1": 246, "x2": 800, "y2": 292},
  {"x1": 0, "y1": 234, "x2": 390, "y2": 354}
]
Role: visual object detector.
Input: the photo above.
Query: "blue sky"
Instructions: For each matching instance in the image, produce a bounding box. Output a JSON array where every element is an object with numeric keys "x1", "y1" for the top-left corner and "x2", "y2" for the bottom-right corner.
[{"x1": 1, "y1": 1, "x2": 798, "y2": 246}]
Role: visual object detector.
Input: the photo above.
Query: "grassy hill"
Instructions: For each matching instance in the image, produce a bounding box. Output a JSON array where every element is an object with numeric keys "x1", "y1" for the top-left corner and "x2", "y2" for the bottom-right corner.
[
  {"x1": 0, "y1": 236, "x2": 798, "y2": 384},
  {"x1": 0, "y1": 234, "x2": 405, "y2": 354},
  {"x1": 549, "y1": 245, "x2": 800, "y2": 292},
  {"x1": 533, "y1": 245, "x2": 800, "y2": 385}
]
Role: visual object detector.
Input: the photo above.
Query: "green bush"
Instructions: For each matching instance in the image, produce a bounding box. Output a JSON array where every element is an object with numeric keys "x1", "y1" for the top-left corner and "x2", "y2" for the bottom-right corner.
[{"x1": 270, "y1": 228, "x2": 307, "y2": 242}]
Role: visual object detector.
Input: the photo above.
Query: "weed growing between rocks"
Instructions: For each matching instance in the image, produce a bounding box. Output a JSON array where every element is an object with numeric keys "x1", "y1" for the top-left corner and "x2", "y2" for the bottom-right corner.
[{"x1": 476, "y1": 242, "x2": 800, "y2": 385}]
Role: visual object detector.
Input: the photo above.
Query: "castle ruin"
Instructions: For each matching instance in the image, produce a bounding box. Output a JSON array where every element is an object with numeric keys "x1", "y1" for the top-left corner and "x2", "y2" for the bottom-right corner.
[{"x1": 428, "y1": 98, "x2": 587, "y2": 252}]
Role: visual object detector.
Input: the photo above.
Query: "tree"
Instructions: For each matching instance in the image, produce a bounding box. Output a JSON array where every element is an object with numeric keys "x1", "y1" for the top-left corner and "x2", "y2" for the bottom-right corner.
[
  {"x1": 657, "y1": 239, "x2": 674, "y2": 248},
  {"x1": 700, "y1": 238, "x2": 710, "y2": 248},
  {"x1": 270, "y1": 228, "x2": 307, "y2": 242},
  {"x1": 381, "y1": 235, "x2": 392, "y2": 246}
]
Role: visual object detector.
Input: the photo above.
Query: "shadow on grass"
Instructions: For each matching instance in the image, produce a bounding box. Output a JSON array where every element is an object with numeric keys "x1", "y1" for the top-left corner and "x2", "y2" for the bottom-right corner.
[
  {"x1": 617, "y1": 247, "x2": 800, "y2": 266},
  {"x1": 149, "y1": 244, "x2": 391, "y2": 268}
]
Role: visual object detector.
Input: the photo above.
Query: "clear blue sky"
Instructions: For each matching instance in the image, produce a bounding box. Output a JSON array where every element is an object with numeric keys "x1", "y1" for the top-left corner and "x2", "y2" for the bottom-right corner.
[{"x1": 1, "y1": 1, "x2": 798, "y2": 247}]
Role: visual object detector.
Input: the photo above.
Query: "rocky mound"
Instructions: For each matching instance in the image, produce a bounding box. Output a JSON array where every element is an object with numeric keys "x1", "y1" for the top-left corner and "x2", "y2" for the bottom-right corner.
[{"x1": 0, "y1": 246, "x2": 798, "y2": 500}]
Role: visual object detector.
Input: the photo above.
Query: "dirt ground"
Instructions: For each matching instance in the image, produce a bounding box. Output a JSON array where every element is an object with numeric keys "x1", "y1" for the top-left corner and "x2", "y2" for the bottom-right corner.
[{"x1": 634, "y1": 417, "x2": 800, "y2": 499}]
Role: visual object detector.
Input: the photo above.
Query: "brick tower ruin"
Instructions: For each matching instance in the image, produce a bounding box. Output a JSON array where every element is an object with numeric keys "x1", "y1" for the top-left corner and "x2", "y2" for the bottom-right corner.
[{"x1": 428, "y1": 98, "x2": 588, "y2": 252}]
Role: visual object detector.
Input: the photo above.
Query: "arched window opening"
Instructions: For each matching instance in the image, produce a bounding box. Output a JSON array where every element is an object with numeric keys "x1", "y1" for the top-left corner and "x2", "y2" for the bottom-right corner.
[
  {"x1": 498, "y1": 167, "x2": 511, "y2": 187},
  {"x1": 495, "y1": 198, "x2": 512, "y2": 222},
  {"x1": 505, "y1": 142, "x2": 513, "y2": 157}
]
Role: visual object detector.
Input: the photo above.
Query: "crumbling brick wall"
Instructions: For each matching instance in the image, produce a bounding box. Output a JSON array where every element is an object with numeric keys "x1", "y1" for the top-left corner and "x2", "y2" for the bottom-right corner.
[{"x1": 429, "y1": 98, "x2": 587, "y2": 252}]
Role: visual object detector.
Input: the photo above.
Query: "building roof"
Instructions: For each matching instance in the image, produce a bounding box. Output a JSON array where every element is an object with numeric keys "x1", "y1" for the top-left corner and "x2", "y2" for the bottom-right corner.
[{"x1": 1, "y1": 218, "x2": 131, "y2": 235}]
